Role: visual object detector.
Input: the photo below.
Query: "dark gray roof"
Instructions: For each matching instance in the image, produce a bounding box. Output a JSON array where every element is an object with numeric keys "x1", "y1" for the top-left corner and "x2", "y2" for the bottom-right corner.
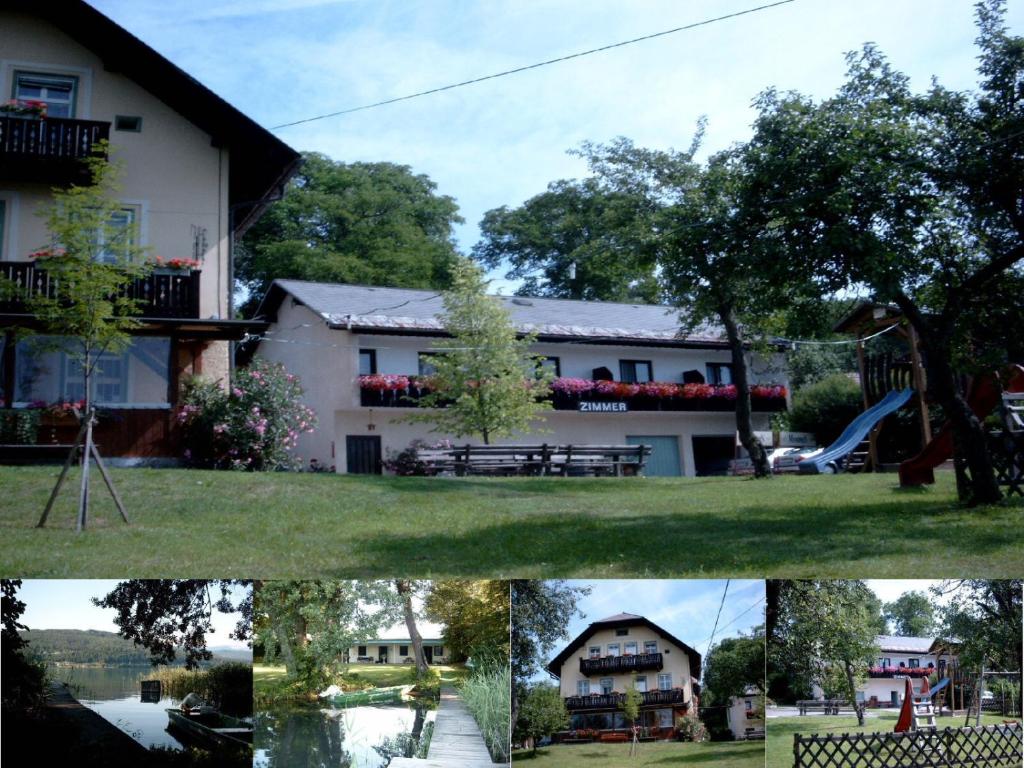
[
  {"x1": 875, "y1": 635, "x2": 936, "y2": 653},
  {"x1": 260, "y1": 280, "x2": 726, "y2": 346},
  {"x1": 594, "y1": 612, "x2": 645, "y2": 623}
]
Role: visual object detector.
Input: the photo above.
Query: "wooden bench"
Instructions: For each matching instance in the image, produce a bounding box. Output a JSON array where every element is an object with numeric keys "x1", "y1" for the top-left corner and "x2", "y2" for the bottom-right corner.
[
  {"x1": 418, "y1": 443, "x2": 651, "y2": 477},
  {"x1": 797, "y1": 699, "x2": 852, "y2": 715}
]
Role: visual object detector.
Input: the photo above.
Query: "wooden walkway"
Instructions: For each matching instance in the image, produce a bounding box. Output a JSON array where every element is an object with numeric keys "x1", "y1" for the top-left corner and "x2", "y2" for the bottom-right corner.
[{"x1": 390, "y1": 686, "x2": 501, "y2": 768}]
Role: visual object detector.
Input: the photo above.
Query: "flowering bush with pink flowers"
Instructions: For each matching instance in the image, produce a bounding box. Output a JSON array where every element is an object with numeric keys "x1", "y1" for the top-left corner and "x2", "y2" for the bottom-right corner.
[{"x1": 177, "y1": 358, "x2": 317, "y2": 470}]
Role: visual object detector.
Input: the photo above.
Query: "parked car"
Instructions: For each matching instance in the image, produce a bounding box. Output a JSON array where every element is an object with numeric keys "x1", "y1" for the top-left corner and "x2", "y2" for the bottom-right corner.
[
  {"x1": 772, "y1": 447, "x2": 824, "y2": 473},
  {"x1": 729, "y1": 447, "x2": 801, "y2": 476}
]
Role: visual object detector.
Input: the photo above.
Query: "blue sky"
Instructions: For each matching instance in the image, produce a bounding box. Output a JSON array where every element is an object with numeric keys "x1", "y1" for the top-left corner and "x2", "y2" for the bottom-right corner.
[
  {"x1": 87, "y1": 0, "x2": 1022, "y2": 289},
  {"x1": 16, "y1": 580, "x2": 250, "y2": 649},
  {"x1": 530, "y1": 579, "x2": 764, "y2": 682}
]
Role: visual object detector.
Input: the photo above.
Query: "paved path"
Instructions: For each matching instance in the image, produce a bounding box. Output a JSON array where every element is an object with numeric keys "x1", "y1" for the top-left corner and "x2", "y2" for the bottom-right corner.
[{"x1": 391, "y1": 686, "x2": 502, "y2": 768}]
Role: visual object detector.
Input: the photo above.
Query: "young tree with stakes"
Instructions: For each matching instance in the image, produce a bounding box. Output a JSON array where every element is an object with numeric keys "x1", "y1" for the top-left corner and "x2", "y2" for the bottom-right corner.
[
  {"x1": 6, "y1": 150, "x2": 152, "y2": 530},
  {"x1": 404, "y1": 259, "x2": 553, "y2": 444}
]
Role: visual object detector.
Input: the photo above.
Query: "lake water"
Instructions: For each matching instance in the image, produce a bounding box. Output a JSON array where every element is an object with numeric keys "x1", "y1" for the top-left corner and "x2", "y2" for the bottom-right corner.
[
  {"x1": 255, "y1": 700, "x2": 437, "y2": 768},
  {"x1": 50, "y1": 666, "x2": 187, "y2": 750}
]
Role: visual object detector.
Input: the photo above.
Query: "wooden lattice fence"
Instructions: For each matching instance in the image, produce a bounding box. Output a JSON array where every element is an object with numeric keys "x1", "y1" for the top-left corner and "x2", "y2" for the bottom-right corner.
[{"x1": 794, "y1": 723, "x2": 1022, "y2": 768}]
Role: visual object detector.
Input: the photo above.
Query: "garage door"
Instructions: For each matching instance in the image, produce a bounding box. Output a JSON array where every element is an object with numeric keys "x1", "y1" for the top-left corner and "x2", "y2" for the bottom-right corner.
[
  {"x1": 691, "y1": 435, "x2": 735, "y2": 476},
  {"x1": 626, "y1": 435, "x2": 681, "y2": 477}
]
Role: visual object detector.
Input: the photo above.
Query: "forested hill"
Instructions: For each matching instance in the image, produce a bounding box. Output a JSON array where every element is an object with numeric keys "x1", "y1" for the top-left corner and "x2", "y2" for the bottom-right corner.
[{"x1": 18, "y1": 629, "x2": 250, "y2": 666}]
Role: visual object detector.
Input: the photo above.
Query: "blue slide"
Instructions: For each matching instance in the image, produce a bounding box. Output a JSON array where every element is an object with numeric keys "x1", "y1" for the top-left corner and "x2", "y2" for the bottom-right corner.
[
  {"x1": 929, "y1": 678, "x2": 951, "y2": 697},
  {"x1": 798, "y1": 388, "x2": 915, "y2": 474}
]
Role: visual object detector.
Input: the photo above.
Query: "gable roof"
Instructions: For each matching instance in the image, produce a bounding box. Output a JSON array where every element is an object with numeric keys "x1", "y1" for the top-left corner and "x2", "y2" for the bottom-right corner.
[
  {"x1": 875, "y1": 635, "x2": 936, "y2": 654},
  {"x1": 257, "y1": 279, "x2": 729, "y2": 348},
  {"x1": 9, "y1": 0, "x2": 301, "y2": 235},
  {"x1": 546, "y1": 614, "x2": 702, "y2": 678}
]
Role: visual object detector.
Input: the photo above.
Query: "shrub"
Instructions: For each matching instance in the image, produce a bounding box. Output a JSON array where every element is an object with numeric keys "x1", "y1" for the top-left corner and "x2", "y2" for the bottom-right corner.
[
  {"x1": 383, "y1": 438, "x2": 452, "y2": 476},
  {"x1": 675, "y1": 714, "x2": 707, "y2": 742},
  {"x1": 177, "y1": 358, "x2": 316, "y2": 470},
  {"x1": 144, "y1": 662, "x2": 252, "y2": 716},
  {"x1": 787, "y1": 373, "x2": 863, "y2": 445},
  {"x1": 0, "y1": 409, "x2": 40, "y2": 444}
]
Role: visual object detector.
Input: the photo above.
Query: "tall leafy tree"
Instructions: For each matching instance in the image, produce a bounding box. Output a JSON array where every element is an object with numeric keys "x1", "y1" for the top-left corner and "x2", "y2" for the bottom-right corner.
[
  {"x1": 744, "y1": 0, "x2": 1024, "y2": 503},
  {"x1": 237, "y1": 153, "x2": 462, "y2": 316},
  {"x1": 937, "y1": 579, "x2": 1022, "y2": 673},
  {"x1": 515, "y1": 684, "x2": 569, "y2": 753},
  {"x1": 510, "y1": 580, "x2": 589, "y2": 737},
  {"x1": 94, "y1": 580, "x2": 252, "y2": 669},
  {"x1": 254, "y1": 580, "x2": 398, "y2": 686},
  {"x1": 424, "y1": 580, "x2": 510, "y2": 660},
  {"x1": 577, "y1": 137, "x2": 801, "y2": 477},
  {"x1": 770, "y1": 581, "x2": 880, "y2": 725},
  {"x1": 883, "y1": 592, "x2": 937, "y2": 637},
  {"x1": 404, "y1": 259, "x2": 552, "y2": 444},
  {"x1": 395, "y1": 579, "x2": 429, "y2": 678},
  {"x1": 473, "y1": 177, "x2": 658, "y2": 302},
  {"x1": 704, "y1": 626, "x2": 767, "y2": 705}
]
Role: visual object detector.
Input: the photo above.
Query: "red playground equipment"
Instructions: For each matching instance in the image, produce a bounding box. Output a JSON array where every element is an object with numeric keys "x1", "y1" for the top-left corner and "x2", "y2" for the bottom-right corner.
[{"x1": 899, "y1": 365, "x2": 1024, "y2": 487}]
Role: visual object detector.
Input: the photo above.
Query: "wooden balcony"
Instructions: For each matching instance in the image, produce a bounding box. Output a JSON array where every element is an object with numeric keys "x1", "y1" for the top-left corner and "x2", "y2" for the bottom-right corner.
[
  {"x1": 0, "y1": 261, "x2": 201, "y2": 319},
  {"x1": 0, "y1": 116, "x2": 110, "y2": 184},
  {"x1": 580, "y1": 653, "x2": 663, "y2": 675},
  {"x1": 867, "y1": 666, "x2": 934, "y2": 678},
  {"x1": 565, "y1": 688, "x2": 687, "y2": 710}
]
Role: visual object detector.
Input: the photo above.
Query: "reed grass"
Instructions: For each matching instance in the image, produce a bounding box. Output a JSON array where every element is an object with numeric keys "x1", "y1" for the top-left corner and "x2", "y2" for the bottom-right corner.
[
  {"x1": 460, "y1": 664, "x2": 511, "y2": 763},
  {"x1": 143, "y1": 662, "x2": 252, "y2": 716}
]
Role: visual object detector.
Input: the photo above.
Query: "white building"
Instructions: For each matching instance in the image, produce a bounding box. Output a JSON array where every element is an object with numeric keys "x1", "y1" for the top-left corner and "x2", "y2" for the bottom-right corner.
[
  {"x1": 812, "y1": 635, "x2": 956, "y2": 708},
  {"x1": 253, "y1": 281, "x2": 789, "y2": 476},
  {"x1": 726, "y1": 687, "x2": 764, "y2": 740},
  {"x1": 346, "y1": 618, "x2": 447, "y2": 665}
]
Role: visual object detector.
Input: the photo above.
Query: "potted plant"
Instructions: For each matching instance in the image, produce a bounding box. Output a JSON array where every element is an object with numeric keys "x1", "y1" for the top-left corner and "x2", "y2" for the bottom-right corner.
[{"x1": 0, "y1": 99, "x2": 47, "y2": 119}]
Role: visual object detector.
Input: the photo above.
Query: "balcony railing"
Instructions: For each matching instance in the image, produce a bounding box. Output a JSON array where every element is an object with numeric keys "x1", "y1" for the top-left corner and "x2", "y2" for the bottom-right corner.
[
  {"x1": 0, "y1": 116, "x2": 110, "y2": 184},
  {"x1": 359, "y1": 378, "x2": 788, "y2": 412},
  {"x1": 0, "y1": 261, "x2": 201, "y2": 319},
  {"x1": 868, "y1": 666, "x2": 934, "y2": 679},
  {"x1": 565, "y1": 688, "x2": 687, "y2": 710},
  {"x1": 580, "y1": 653, "x2": 664, "y2": 675}
]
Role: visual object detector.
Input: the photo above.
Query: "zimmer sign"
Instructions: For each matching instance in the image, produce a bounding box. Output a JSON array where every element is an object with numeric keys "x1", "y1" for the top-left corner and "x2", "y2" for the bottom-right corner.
[{"x1": 578, "y1": 401, "x2": 628, "y2": 413}]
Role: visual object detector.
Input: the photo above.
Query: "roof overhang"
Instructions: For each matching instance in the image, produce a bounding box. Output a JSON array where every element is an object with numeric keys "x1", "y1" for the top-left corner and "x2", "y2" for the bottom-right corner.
[
  {"x1": 0, "y1": 314, "x2": 267, "y2": 341},
  {"x1": 546, "y1": 616, "x2": 701, "y2": 679}
]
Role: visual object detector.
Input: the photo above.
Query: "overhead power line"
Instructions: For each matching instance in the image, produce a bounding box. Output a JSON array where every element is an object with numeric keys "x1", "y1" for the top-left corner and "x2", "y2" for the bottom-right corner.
[{"x1": 270, "y1": 0, "x2": 797, "y2": 130}]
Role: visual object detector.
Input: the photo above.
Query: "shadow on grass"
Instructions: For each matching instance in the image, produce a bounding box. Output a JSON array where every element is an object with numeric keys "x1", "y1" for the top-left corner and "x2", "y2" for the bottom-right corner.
[
  {"x1": 340, "y1": 493, "x2": 1022, "y2": 577},
  {"x1": 647, "y1": 743, "x2": 765, "y2": 765}
]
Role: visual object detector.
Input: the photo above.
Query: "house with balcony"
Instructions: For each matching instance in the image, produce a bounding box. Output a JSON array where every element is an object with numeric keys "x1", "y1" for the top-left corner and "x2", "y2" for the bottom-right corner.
[
  {"x1": 812, "y1": 635, "x2": 958, "y2": 708},
  {"x1": 0, "y1": 1, "x2": 299, "y2": 458},
  {"x1": 252, "y1": 280, "x2": 789, "y2": 476},
  {"x1": 725, "y1": 686, "x2": 764, "y2": 740},
  {"x1": 545, "y1": 613, "x2": 701, "y2": 739}
]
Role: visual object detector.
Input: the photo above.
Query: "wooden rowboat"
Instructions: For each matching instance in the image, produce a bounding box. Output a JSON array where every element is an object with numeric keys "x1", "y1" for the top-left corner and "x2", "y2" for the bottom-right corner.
[
  {"x1": 166, "y1": 708, "x2": 253, "y2": 750},
  {"x1": 327, "y1": 684, "x2": 413, "y2": 707}
]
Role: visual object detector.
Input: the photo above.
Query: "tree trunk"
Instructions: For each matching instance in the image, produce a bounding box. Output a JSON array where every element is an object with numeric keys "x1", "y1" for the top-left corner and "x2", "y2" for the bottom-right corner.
[
  {"x1": 274, "y1": 615, "x2": 298, "y2": 677},
  {"x1": 892, "y1": 295, "x2": 1002, "y2": 504},
  {"x1": 843, "y1": 659, "x2": 865, "y2": 726},
  {"x1": 719, "y1": 303, "x2": 771, "y2": 478},
  {"x1": 396, "y1": 580, "x2": 428, "y2": 677}
]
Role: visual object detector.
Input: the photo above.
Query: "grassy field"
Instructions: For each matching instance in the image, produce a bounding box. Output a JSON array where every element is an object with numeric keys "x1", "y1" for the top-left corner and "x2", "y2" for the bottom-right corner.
[
  {"x1": 513, "y1": 739, "x2": 764, "y2": 767},
  {"x1": 1, "y1": 466, "x2": 1021, "y2": 577},
  {"x1": 766, "y1": 713, "x2": 1015, "y2": 768}
]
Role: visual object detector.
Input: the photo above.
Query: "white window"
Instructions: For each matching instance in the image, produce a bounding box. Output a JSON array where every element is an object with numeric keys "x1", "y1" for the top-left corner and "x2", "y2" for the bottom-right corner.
[
  {"x1": 588, "y1": 646, "x2": 601, "y2": 659},
  {"x1": 607, "y1": 643, "x2": 620, "y2": 657},
  {"x1": 13, "y1": 71, "x2": 77, "y2": 118},
  {"x1": 624, "y1": 641, "x2": 637, "y2": 655},
  {"x1": 600, "y1": 678, "x2": 613, "y2": 694},
  {"x1": 577, "y1": 680, "x2": 590, "y2": 696},
  {"x1": 634, "y1": 676, "x2": 647, "y2": 693},
  {"x1": 96, "y1": 206, "x2": 139, "y2": 264},
  {"x1": 658, "y1": 674, "x2": 671, "y2": 690},
  {"x1": 644, "y1": 641, "x2": 658, "y2": 654}
]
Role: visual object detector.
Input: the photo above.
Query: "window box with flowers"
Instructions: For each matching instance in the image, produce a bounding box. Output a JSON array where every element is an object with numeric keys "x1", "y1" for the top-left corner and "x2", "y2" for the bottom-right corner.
[
  {"x1": 0, "y1": 99, "x2": 48, "y2": 119},
  {"x1": 358, "y1": 374, "x2": 439, "y2": 407}
]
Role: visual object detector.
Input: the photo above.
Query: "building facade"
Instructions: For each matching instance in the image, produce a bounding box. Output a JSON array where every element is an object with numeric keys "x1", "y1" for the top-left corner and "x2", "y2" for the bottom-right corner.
[
  {"x1": 254, "y1": 281, "x2": 789, "y2": 476},
  {"x1": 346, "y1": 639, "x2": 447, "y2": 666},
  {"x1": 726, "y1": 687, "x2": 764, "y2": 740},
  {"x1": 0, "y1": 1, "x2": 298, "y2": 458},
  {"x1": 546, "y1": 613, "x2": 701, "y2": 736}
]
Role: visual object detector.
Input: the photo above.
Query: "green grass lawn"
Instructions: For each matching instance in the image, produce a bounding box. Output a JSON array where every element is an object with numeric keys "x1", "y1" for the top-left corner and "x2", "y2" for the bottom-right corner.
[
  {"x1": 767, "y1": 712, "x2": 1015, "y2": 768},
  {"x1": 1, "y1": 466, "x2": 1021, "y2": 577},
  {"x1": 513, "y1": 739, "x2": 764, "y2": 767},
  {"x1": 253, "y1": 662, "x2": 468, "y2": 706}
]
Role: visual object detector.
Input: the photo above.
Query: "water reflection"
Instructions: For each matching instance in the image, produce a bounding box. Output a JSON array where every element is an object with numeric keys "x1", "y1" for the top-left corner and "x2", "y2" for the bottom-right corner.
[
  {"x1": 51, "y1": 666, "x2": 185, "y2": 750},
  {"x1": 256, "y1": 701, "x2": 436, "y2": 768}
]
